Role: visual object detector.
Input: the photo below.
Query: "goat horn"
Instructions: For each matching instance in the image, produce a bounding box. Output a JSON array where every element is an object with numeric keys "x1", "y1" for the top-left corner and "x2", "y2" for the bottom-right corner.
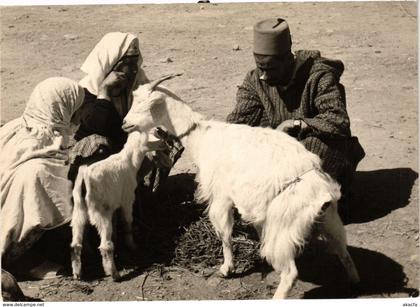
[{"x1": 150, "y1": 73, "x2": 183, "y2": 90}]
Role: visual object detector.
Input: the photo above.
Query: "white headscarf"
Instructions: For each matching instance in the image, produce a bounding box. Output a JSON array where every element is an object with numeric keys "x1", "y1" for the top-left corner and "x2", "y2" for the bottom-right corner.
[
  {"x1": 79, "y1": 32, "x2": 148, "y2": 117},
  {"x1": 0, "y1": 77, "x2": 85, "y2": 176},
  {"x1": 23, "y1": 77, "x2": 85, "y2": 137}
]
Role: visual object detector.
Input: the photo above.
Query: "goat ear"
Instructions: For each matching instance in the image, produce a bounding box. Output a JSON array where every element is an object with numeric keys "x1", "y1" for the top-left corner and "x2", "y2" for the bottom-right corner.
[
  {"x1": 150, "y1": 73, "x2": 183, "y2": 91},
  {"x1": 149, "y1": 92, "x2": 166, "y2": 106}
]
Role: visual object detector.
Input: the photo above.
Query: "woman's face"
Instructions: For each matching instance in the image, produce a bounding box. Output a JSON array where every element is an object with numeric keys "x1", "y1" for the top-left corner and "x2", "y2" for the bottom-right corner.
[
  {"x1": 113, "y1": 55, "x2": 140, "y2": 83},
  {"x1": 111, "y1": 39, "x2": 142, "y2": 94}
]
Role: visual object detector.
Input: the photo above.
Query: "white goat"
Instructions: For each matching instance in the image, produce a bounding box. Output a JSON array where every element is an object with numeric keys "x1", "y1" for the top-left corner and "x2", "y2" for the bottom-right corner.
[
  {"x1": 70, "y1": 130, "x2": 161, "y2": 280},
  {"x1": 122, "y1": 74, "x2": 360, "y2": 299}
]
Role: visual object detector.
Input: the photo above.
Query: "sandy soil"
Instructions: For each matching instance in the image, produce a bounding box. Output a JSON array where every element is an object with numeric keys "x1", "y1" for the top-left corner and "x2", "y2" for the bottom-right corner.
[{"x1": 0, "y1": 1, "x2": 418, "y2": 301}]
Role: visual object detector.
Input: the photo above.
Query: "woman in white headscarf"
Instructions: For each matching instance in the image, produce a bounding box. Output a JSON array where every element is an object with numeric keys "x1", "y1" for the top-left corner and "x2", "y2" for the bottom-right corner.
[
  {"x1": 69, "y1": 32, "x2": 184, "y2": 192},
  {"x1": 72, "y1": 32, "x2": 146, "y2": 156},
  {"x1": 0, "y1": 77, "x2": 85, "y2": 267}
]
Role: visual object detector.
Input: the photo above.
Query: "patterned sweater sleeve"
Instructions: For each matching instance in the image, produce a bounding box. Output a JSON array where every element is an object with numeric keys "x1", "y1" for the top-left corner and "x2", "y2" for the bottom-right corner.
[
  {"x1": 301, "y1": 72, "x2": 351, "y2": 139},
  {"x1": 226, "y1": 71, "x2": 264, "y2": 126}
]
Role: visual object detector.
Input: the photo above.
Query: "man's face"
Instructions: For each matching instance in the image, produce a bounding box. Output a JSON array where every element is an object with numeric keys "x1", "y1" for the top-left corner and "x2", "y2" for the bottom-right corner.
[{"x1": 254, "y1": 52, "x2": 295, "y2": 86}]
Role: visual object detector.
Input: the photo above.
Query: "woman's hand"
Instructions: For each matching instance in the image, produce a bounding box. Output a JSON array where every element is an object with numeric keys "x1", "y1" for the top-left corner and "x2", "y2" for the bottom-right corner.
[
  {"x1": 144, "y1": 138, "x2": 172, "y2": 169},
  {"x1": 44, "y1": 133, "x2": 69, "y2": 161},
  {"x1": 98, "y1": 71, "x2": 128, "y2": 100},
  {"x1": 144, "y1": 139, "x2": 168, "y2": 152},
  {"x1": 45, "y1": 149, "x2": 69, "y2": 161}
]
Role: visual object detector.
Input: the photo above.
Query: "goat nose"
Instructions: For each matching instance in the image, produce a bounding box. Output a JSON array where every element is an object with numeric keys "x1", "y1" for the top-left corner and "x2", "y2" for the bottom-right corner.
[{"x1": 122, "y1": 120, "x2": 127, "y2": 126}]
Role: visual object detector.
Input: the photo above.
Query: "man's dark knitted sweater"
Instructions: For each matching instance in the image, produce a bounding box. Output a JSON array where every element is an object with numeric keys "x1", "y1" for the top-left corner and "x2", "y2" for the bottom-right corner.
[{"x1": 227, "y1": 50, "x2": 364, "y2": 187}]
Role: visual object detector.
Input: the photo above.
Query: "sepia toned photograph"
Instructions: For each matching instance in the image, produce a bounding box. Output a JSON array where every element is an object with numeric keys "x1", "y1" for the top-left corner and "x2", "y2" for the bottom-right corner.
[{"x1": 0, "y1": 0, "x2": 418, "y2": 303}]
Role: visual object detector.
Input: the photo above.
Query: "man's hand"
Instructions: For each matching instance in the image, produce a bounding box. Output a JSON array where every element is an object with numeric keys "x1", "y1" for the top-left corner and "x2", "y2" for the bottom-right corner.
[
  {"x1": 276, "y1": 119, "x2": 308, "y2": 136},
  {"x1": 276, "y1": 119, "x2": 297, "y2": 135}
]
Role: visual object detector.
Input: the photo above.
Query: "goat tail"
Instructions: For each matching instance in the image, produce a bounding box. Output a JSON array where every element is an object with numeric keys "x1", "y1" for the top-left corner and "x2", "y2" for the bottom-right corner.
[{"x1": 260, "y1": 169, "x2": 341, "y2": 271}]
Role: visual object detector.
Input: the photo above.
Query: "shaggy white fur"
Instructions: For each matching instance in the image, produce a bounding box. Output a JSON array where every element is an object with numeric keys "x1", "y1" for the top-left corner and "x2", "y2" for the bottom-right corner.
[{"x1": 122, "y1": 74, "x2": 360, "y2": 299}]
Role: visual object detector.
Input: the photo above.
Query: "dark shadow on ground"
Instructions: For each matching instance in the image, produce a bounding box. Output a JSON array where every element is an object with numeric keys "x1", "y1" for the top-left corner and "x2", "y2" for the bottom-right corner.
[
  {"x1": 298, "y1": 245, "x2": 418, "y2": 298},
  {"x1": 132, "y1": 173, "x2": 201, "y2": 261},
  {"x1": 341, "y1": 168, "x2": 418, "y2": 225},
  {"x1": 213, "y1": 242, "x2": 418, "y2": 299}
]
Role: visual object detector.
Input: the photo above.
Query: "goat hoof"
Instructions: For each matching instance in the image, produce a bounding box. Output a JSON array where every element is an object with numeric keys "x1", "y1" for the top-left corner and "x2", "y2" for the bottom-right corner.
[
  {"x1": 72, "y1": 267, "x2": 82, "y2": 280},
  {"x1": 272, "y1": 293, "x2": 286, "y2": 300},
  {"x1": 218, "y1": 264, "x2": 234, "y2": 278},
  {"x1": 111, "y1": 271, "x2": 121, "y2": 281}
]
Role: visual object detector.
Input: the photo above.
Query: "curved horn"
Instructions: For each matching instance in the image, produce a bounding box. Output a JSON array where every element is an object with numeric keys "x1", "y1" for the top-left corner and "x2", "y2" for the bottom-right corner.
[{"x1": 150, "y1": 73, "x2": 183, "y2": 91}]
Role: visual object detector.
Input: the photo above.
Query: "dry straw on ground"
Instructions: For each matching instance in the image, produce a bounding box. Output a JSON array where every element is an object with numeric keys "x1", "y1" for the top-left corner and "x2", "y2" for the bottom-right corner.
[{"x1": 134, "y1": 177, "x2": 261, "y2": 275}]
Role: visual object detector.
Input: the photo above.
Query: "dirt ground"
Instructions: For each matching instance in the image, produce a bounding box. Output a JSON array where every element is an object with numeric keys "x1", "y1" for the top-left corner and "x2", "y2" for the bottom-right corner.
[{"x1": 0, "y1": 1, "x2": 418, "y2": 302}]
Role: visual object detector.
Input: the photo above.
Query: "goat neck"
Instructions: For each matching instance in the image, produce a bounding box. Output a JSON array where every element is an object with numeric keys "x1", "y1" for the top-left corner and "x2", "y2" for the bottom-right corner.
[
  {"x1": 121, "y1": 131, "x2": 147, "y2": 169},
  {"x1": 164, "y1": 98, "x2": 203, "y2": 144}
]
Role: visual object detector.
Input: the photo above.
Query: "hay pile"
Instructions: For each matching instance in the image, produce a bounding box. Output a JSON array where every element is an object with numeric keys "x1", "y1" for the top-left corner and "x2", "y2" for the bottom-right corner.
[
  {"x1": 172, "y1": 212, "x2": 261, "y2": 273},
  {"x1": 133, "y1": 174, "x2": 261, "y2": 274}
]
